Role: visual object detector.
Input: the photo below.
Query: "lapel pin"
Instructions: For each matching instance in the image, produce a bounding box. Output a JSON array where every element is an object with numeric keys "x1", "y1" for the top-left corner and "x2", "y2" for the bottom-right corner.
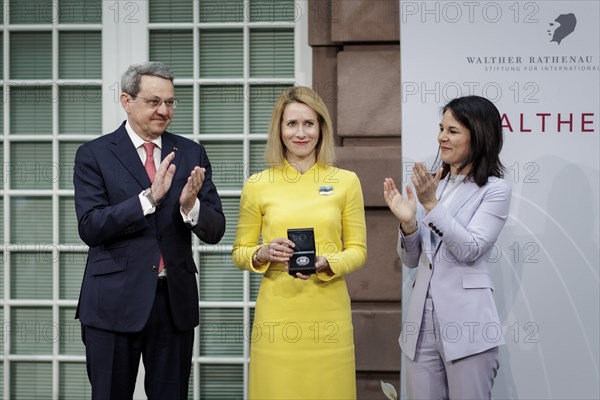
[{"x1": 319, "y1": 185, "x2": 334, "y2": 195}]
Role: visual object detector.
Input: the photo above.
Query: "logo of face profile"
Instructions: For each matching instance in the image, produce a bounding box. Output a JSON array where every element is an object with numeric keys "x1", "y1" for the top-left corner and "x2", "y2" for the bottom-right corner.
[
  {"x1": 296, "y1": 256, "x2": 310, "y2": 266},
  {"x1": 547, "y1": 13, "x2": 577, "y2": 45}
]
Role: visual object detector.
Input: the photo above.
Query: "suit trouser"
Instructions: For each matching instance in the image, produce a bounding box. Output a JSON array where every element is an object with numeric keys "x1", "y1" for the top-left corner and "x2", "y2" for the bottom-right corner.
[
  {"x1": 82, "y1": 281, "x2": 194, "y2": 400},
  {"x1": 404, "y1": 299, "x2": 499, "y2": 400}
]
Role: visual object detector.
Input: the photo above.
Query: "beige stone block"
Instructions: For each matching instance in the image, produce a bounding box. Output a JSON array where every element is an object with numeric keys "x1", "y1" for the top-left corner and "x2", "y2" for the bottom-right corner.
[
  {"x1": 308, "y1": 0, "x2": 333, "y2": 46},
  {"x1": 335, "y1": 146, "x2": 402, "y2": 207},
  {"x1": 346, "y1": 209, "x2": 402, "y2": 301},
  {"x1": 312, "y1": 46, "x2": 340, "y2": 143},
  {"x1": 342, "y1": 138, "x2": 400, "y2": 147},
  {"x1": 331, "y1": 0, "x2": 400, "y2": 42},
  {"x1": 337, "y1": 45, "x2": 400, "y2": 137},
  {"x1": 352, "y1": 303, "x2": 402, "y2": 371}
]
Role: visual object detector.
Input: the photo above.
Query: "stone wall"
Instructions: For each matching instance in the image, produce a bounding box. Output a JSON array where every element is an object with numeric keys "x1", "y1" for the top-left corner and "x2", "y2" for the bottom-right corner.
[{"x1": 309, "y1": 0, "x2": 403, "y2": 397}]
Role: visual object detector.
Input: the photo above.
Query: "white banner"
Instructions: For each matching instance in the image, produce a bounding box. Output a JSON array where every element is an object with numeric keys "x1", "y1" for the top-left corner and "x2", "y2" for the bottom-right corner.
[{"x1": 400, "y1": 1, "x2": 599, "y2": 398}]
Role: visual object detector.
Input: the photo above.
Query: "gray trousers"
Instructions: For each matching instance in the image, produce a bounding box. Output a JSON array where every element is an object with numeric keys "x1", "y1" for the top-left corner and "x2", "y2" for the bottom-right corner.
[{"x1": 404, "y1": 299, "x2": 499, "y2": 400}]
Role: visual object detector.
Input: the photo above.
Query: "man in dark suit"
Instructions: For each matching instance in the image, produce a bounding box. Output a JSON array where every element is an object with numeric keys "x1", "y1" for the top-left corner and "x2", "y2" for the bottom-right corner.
[{"x1": 74, "y1": 62, "x2": 226, "y2": 399}]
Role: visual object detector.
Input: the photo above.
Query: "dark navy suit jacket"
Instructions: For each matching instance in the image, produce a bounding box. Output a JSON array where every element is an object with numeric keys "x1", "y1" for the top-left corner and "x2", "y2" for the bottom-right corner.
[{"x1": 74, "y1": 122, "x2": 225, "y2": 332}]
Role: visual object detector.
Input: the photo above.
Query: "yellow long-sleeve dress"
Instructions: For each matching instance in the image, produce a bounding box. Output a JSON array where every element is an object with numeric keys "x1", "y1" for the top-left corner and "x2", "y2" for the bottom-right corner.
[{"x1": 232, "y1": 161, "x2": 367, "y2": 400}]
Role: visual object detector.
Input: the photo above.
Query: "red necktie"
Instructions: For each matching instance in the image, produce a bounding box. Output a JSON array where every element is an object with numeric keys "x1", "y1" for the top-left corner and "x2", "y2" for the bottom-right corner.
[
  {"x1": 143, "y1": 142, "x2": 157, "y2": 181},
  {"x1": 142, "y1": 143, "x2": 165, "y2": 273}
]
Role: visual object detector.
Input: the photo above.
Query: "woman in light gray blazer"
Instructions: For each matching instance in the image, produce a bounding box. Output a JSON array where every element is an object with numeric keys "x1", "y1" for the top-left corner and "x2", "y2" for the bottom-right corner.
[{"x1": 384, "y1": 96, "x2": 511, "y2": 400}]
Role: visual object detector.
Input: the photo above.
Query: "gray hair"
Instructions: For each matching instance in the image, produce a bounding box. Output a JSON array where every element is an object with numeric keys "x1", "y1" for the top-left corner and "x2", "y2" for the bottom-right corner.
[{"x1": 121, "y1": 62, "x2": 175, "y2": 96}]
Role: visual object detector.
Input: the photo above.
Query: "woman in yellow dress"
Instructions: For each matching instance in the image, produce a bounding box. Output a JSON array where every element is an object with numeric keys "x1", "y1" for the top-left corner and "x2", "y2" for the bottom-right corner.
[{"x1": 232, "y1": 86, "x2": 367, "y2": 399}]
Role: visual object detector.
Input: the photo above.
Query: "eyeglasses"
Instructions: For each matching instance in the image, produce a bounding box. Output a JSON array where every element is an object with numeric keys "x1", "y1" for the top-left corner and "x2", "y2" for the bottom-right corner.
[{"x1": 131, "y1": 95, "x2": 179, "y2": 109}]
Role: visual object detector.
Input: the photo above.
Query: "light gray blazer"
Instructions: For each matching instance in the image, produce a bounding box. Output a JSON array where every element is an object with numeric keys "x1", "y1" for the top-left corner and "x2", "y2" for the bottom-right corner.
[{"x1": 398, "y1": 176, "x2": 511, "y2": 362}]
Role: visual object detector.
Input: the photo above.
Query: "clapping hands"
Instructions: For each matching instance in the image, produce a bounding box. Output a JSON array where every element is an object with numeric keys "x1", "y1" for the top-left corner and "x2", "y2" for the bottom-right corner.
[{"x1": 383, "y1": 163, "x2": 443, "y2": 231}]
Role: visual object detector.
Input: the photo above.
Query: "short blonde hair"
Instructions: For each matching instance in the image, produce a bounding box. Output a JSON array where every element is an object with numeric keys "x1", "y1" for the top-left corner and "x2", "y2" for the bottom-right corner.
[{"x1": 264, "y1": 86, "x2": 336, "y2": 166}]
